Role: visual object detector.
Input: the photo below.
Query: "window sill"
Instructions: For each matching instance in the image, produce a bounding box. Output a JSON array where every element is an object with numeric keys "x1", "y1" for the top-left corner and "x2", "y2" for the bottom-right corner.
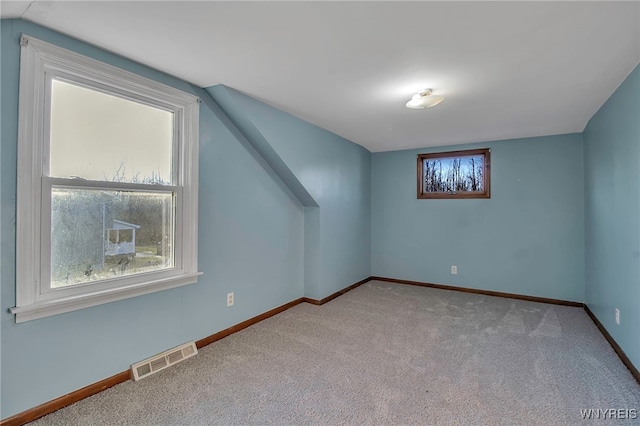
[{"x1": 10, "y1": 272, "x2": 202, "y2": 323}]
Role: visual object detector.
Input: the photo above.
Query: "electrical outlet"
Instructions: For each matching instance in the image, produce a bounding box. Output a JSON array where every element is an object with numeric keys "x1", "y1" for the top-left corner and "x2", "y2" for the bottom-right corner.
[
  {"x1": 227, "y1": 292, "x2": 234, "y2": 307},
  {"x1": 451, "y1": 265, "x2": 457, "y2": 275},
  {"x1": 615, "y1": 308, "x2": 620, "y2": 325}
]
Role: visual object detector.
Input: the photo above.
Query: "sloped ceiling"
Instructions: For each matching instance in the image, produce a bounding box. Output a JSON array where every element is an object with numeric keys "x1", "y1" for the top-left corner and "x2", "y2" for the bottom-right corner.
[{"x1": 2, "y1": 1, "x2": 639, "y2": 152}]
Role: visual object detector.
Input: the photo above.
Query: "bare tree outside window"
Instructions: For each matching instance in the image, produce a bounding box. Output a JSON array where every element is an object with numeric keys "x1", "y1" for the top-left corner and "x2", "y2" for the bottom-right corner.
[{"x1": 417, "y1": 149, "x2": 491, "y2": 199}]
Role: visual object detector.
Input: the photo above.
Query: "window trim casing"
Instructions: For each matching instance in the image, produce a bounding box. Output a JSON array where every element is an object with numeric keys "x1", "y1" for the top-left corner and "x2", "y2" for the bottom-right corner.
[
  {"x1": 417, "y1": 148, "x2": 491, "y2": 199},
  {"x1": 12, "y1": 35, "x2": 201, "y2": 323}
]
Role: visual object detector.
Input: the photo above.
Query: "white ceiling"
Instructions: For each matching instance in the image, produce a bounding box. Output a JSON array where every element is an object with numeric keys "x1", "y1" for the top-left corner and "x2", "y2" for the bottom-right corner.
[{"x1": 2, "y1": 1, "x2": 639, "y2": 152}]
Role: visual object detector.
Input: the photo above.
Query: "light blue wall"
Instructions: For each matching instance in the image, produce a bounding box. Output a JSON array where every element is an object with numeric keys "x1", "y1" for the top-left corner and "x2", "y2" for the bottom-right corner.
[
  {"x1": 206, "y1": 86, "x2": 372, "y2": 299},
  {"x1": 584, "y1": 64, "x2": 640, "y2": 371},
  {"x1": 372, "y1": 134, "x2": 585, "y2": 302},
  {"x1": 1, "y1": 19, "x2": 306, "y2": 418}
]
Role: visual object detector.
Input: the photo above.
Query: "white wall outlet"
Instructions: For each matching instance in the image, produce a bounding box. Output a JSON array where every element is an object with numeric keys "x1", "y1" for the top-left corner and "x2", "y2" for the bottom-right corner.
[
  {"x1": 227, "y1": 292, "x2": 234, "y2": 307},
  {"x1": 615, "y1": 308, "x2": 620, "y2": 325},
  {"x1": 451, "y1": 265, "x2": 458, "y2": 275}
]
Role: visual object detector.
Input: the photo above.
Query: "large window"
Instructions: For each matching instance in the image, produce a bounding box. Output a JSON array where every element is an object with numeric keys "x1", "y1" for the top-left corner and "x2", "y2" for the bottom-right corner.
[
  {"x1": 417, "y1": 148, "x2": 491, "y2": 199},
  {"x1": 12, "y1": 35, "x2": 200, "y2": 322}
]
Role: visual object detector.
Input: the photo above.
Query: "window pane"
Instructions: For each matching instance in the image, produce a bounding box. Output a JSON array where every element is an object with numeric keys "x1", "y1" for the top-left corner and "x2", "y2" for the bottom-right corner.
[
  {"x1": 49, "y1": 79, "x2": 174, "y2": 184},
  {"x1": 422, "y1": 154, "x2": 484, "y2": 193},
  {"x1": 50, "y1": 187, "x2": 175, "y2": 289}
]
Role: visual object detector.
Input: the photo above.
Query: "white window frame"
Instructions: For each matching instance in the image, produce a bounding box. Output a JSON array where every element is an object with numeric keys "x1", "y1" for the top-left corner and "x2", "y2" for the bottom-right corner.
[{"x1": 11, "y1": 35, "x2": 201, "y2": 323}]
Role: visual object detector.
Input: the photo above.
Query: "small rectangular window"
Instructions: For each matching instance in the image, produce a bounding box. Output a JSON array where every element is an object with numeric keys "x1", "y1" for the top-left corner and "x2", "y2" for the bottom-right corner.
[{"x1": 417, "y1": 148, "x2": 490, "y2": 199}]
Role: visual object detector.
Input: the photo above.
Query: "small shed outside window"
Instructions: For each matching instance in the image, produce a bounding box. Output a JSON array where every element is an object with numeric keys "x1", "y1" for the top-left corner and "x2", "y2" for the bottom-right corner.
[{"x1": 105, "y1": 219, "x2": 141, "y2": 256}]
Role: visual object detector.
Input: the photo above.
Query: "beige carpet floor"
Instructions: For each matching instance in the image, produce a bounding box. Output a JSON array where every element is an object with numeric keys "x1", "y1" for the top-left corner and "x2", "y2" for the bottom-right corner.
[{"x1": 31, "y1": 280, "x2": 640, "y2": 425}]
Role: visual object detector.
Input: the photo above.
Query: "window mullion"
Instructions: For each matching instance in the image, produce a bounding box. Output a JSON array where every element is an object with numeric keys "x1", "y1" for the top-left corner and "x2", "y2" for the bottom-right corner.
[{"x1": 46, "y1": 177, "x2": 179, "y2": 193}]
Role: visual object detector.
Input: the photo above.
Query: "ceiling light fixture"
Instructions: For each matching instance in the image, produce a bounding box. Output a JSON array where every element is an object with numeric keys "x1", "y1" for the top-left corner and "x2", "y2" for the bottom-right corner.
[{"x1": 405, "y1": 88, "x2": 444, "y2": 109}]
